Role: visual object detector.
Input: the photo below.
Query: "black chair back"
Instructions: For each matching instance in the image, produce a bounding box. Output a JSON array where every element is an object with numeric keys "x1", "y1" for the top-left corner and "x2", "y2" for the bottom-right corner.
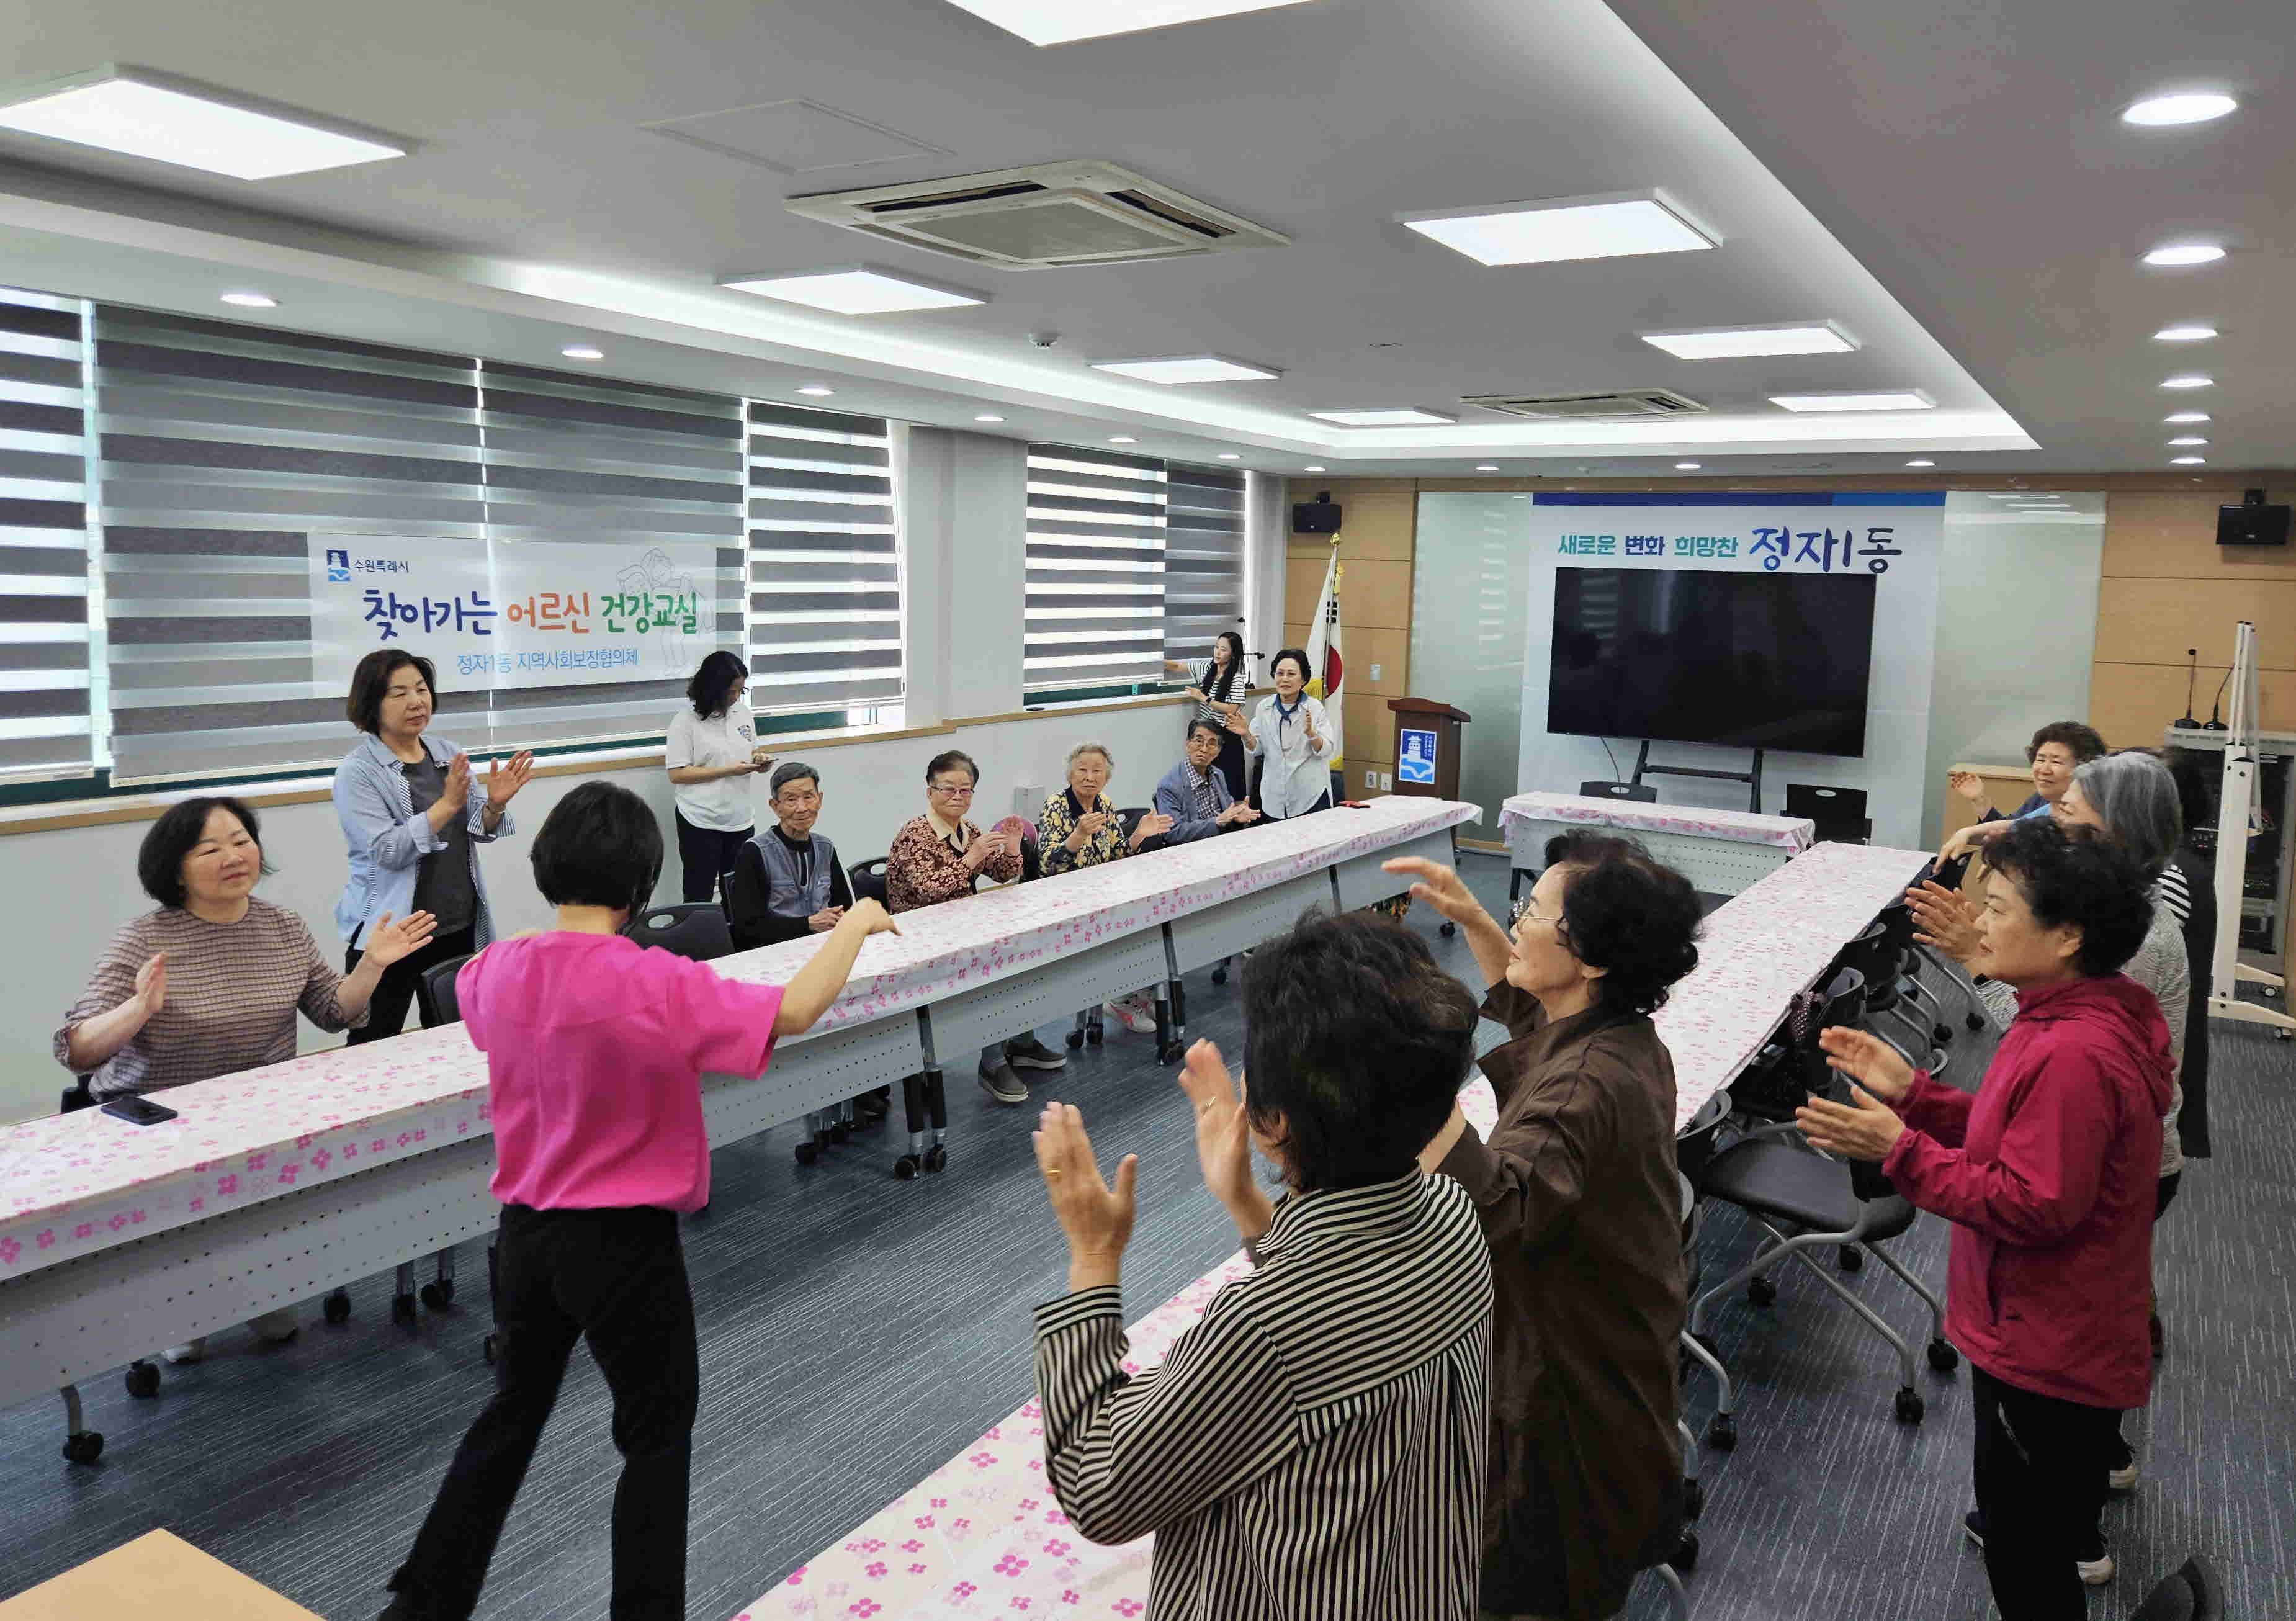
[
  {"x1": 850, "y1": 857, "x2": 890, "y2": 908},
  {"x1": 60, "y1": 1077, "x2": 96, "y2": 1115},
  {"x1": 1579, "y1": 779, "x2": 1657, "y2": 803},
  {"x1": 624, "y1": 902, "x2": 735, "y2": 963},
  {"x1": 1787, "y1": 783, "x2": 1872, "y2": 843},
  {"x1": 2128, "y1": 1555, "x2": 2223, "y2": 1621},
  {"x1": 416, "y1": 953, "x2": 475, "y2": 1028}
]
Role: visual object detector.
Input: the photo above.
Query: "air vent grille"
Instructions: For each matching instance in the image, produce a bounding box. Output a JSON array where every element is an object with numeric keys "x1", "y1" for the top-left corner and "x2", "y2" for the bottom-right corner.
[{"x1": 1462, "y1": 389, "x2": 1708, "y2": 420}]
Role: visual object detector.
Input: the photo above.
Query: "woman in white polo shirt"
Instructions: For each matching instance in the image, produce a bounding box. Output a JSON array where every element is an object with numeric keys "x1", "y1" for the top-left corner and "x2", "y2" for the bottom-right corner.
[{"x1": 665, "y1": 651, "x2": 773, "y2": 902}]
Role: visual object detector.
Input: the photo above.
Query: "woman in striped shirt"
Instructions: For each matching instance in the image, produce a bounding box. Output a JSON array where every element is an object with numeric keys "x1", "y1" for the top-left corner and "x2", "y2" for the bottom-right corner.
[
  {"x1": 1030, "y1": 910, "x2": 1493, "y2": 1621},
  {"x1": 1165, "y1": 631, "x2": 1249, "y2": 802}
]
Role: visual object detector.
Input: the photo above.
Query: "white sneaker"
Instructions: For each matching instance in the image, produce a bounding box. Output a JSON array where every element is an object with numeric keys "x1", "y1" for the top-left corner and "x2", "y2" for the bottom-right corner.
[
  {"x1": 1104, "y1": 996, "x2": 1158, "y2": 1035},
  {"x1": 2076, "y1": 1547, "x2": 2115, "y2": 1586},
  {"x1": 2107, "y1": 1458, "x2": 2138, "y2": 1492},
  {"x1": 161, "y1": 1339, "x2": 205, "y2": 1364},
  {"x1": 250, "y1": 1306, "x2": 300, "y2": 1344}
]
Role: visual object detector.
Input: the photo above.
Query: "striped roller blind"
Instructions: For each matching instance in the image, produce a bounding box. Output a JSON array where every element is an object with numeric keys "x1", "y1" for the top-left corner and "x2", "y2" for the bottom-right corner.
[
  {"x1": 1024, "y1": 442, "x2": 1166, "y2": 694},
  {"x1": 0, "y1": 285, "x2": 92, "y2": 784},
  {"x1": 476, "y1": 363, "x2": 747, "y2": 751},
  {"x1": 745, "y1": 402, "x2": 903, "y2": 714},
  {"x1": 1161, "y1": 462, "x2": 1247, "y2": 669},
  {"x1": 92, "y1": 306, "x2": 488, "y2": 783}
]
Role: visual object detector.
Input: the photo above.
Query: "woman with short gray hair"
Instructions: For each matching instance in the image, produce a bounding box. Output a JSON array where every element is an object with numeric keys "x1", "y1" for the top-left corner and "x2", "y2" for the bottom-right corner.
[{"x1": 1038, "y1": 740, "x2": 1172, "y2": 1035}]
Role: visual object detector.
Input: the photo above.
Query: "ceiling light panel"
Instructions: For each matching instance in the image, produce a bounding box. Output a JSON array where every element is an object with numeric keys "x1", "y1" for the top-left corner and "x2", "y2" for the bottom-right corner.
[
  {"x1": 2152, "y1": 325, "x2": 2217, "y2": 342},
  {"x1": 1639, "y1": 321, "x2": 1857, "y2": 359},
  {"x1": 2142, "y1": 243, "x2": 2225, "y2": 266},
  {"x1": 1090, "y1": 355, "x2": 1281, "y2": 384},
  {"x1": 2160, "y1": 375, "x2": 2213, "y2": 389},
  {"x1": 938, "y1": 0, "x2": 1313, "y2": 47},
  {"x1": 1768, "y1": 390, "x2": 1935, "y2": 412},
  {"x1": 0, "y1": 66, "x2": 405, "y2": 179},
  {"x1": 1309, "y1": 407, "x2": 1456, "y2": 426},
  {"x1": 2171, "y1": 456, "x2": 2206, "y2": 465},
  {"x1": 2167, "y1": 436, "x2": 2209, "y2": 446},
  {"x1": 218, "y1": 291, "x2": 276, "y2": 308},
  {"x1": 2122, "y1": 92, "x2": 2238, "y2": 127},
  {"x1": 1397, "y1": 189, "x2": 1718, "y2": 267},
  {"x1": 2164, "y1": 411, "x2": 2210, "y2": 423},
  {"x1": 719, "y1": 265, "x2": 986, "y2": 313}
]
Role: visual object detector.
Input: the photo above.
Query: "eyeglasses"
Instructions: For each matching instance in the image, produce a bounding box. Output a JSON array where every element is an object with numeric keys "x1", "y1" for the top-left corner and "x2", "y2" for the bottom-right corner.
[
  {"x1": 1509, "y1": 896, "x2": 1555, "y2": 930},
  {"x1": 928, "y1": 781, "x2": 975, "y2": 798}
]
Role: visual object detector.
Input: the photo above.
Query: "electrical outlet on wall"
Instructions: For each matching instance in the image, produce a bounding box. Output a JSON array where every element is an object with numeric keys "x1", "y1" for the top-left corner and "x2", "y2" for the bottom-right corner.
[
  {"x1": 1380, "y1": 771, "x2": 1393, "y2": 791},
  {"x1": 1368, "y1": 662, "x2": 1382, "y2": 681},
  {"x1": 1365, "y1": 769, "x2": 1378, "y2": 789}
]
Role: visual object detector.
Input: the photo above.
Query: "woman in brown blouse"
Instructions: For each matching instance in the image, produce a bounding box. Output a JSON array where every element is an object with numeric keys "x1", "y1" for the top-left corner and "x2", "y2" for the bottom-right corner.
[
  {"x1": 1038, "y1": 740, "x2": 1173, "y2": 1034},
  {"x1": 1388, "y1": 833, "x2": 1703, "y2": 1621}
]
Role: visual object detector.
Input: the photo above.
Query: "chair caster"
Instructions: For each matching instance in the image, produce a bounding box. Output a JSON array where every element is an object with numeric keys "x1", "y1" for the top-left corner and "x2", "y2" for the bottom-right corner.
[
  {"x1": 1747, "y1": 1275, "x2": 1777, "y2": 1307},
  {"x1": 1065, "y1": 1029, "x2": 1085, "y2": 1049},
  {"x1": 1705, "y1": 1413, "x2": 1736, "y2": 1452},
  {"x1": 894, "y1": 1154, "x2": 922, "y2": 1180},
  {"x1": 420, "y1": 1279, "x2": 454, "y2": 1311},
  {"x1": 1211, "y1": 964, "x2": 1228, "y2": 986},
  {"x1": 391, "y1": 1293, "x2": 418, "y2": 1325},
  {"x1": 1838, "y1": 1244, "x2": 1863, "y2": 1273},
  {"x1": 924, "y1": 1145, "x2": 948, "y2": 1174},
  {"x1": 1927, "y1": 1336, "x2": 1960, "y2": 1373},
  {"x1": 1682, "y1": 1476, "x2": 1703, "y2": 1522},
  {"x1": 827, "y1": 1121, "x2": 851, "y2": 1144},
  {"x1": 124, "y1": 1360, "x2": 161, "y2": 1399},
  {"x1": 1157, "y1": 1040, "x2": 1183, "y2": 1064},
  {"x1": 1965, "y1": 1010, "x2": 1986, "y2": 1031},
  {"x1": 1672, "y1": 1529, "x2": 1698, "y2": 1574},
  {"x1": 322, "y1": 1288, "x2": 352, "y2": 1325},
  {"x1": 62, "y1": 1430, "x2": 104, "y2": 1465},
  {"x1": 794, "y1": 1140, "x2": 820, "y2": 1165},
  {"x1": 1086, "y1": 1025, "x2": 1103, "y2": 1046},
  {"x1": 1893, "y1": 1386, "x2": 1926, "y2": 1425},
  {"x1": 1932, "y1": 1021, "x2": 1953, "y2": 1045},
  {"x1": 1440, "y1": 921, "x2": 1456, "y2": 938},
  {"x1": 482, "y1": 1332, "x2": 498, "y2": 1365}
]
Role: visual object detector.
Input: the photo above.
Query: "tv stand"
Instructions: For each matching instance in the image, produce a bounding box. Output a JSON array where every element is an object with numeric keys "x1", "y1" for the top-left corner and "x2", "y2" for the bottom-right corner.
[{"x1": 1630, "y1": 740, "x2": 1764, "y2": 813}]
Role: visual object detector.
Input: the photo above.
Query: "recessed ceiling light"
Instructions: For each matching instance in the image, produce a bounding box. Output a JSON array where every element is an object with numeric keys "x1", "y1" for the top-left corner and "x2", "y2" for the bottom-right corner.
[
  {"x1": 1307, "y1": 407, "x2": 1456, "y2": 426},
  {"x1": 797, "y1": 385, "x2": 836, "y2": 397},
  {"x1": 1769, "y1": 390, "x2": 1936, "y2": 412},
  {"x1": 1639, "y1": 321, "x2": 1858, "y2": 360},
  {"x1": 1216, "y1": 452, "x2": 1241, "y2": 459},
  {"x1": 2122, "y1": 92, "x2": 2238, "y2": 127},
  {"x1": 2168, "y1": 436, "x2": 2209, "y2": 447},
  {"x1": 1090, "y1": 355, "x2": 1281, "y2": 384},
  {"x1": 0, "y1": 65, "x2": 405, "y2": 179},
  {"x1": 2171, "y1": 456, "x2": 2207, "y2": 465},
  {"x1": 974, "y1": 413, "x2": 1005, "y2": 423},
  {"x1": 2153, "y1": 324, "x2": 2218, "y2": 342},
  {"x1": 1109, "y1": 436, "x2": 1138, "y2": 444},
  {"x1": 719, "y1": 265, "x2": 987, "y2": 315},
  {"x1": 2142, "y1": 242, "x2": 2226, "y2": 267},
  {"x1": 1674, "y1": 462, "x2": 1702, "y2": 469},
  {"x1": 1906, "y1": 459, "x2": 1936, "y2": 467},
  {"x1": 938, "y1": 0, "x2": 1312, "y2": 47},
  {"x1": 2163, "y1": 411, "x2": 2210, "y2": 424},
  {"x1": 1303, "y1": 465, "x2": 1327, "y2": 472},
  {"x1": 2160, "y1": 375, "x2": 2213, "y2": 389},
  {"x1": 218, "y1": 290, "x2": 277, "y2": 308},
  {"x1": 560, "y1": 345, "x2": 604, "y2": 361},
  {"x1": 1397, "y1": 188, "x2": 1718, "y2": 267},
  {"x1": 1476, "y1": 464, "x2": 1502, "y2": 472}
]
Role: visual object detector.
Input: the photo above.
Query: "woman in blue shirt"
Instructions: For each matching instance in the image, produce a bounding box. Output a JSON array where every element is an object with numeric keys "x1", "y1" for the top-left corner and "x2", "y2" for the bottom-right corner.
[{"x1": 331, "y1": 649, "x2": 533, "y2": 1043}]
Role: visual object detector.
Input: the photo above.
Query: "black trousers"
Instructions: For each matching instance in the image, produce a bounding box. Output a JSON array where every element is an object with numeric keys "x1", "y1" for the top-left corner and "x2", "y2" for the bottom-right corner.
[
  {"x1": 388, "y1": 1205, "x2": 699, "y2": 1621},
  {"x1": 675, "y1": 811, "x2": 751, "y2": 904},
  {"x1": 1970, "y1": 1363, "x2": 2120, "y2": 1621},
  {"x1": 345, "y1": 925, "x2": 478, "y2": 1044},
  {"x1": 1211, "y1": 730, "x2": 1247, "y2": 805}
]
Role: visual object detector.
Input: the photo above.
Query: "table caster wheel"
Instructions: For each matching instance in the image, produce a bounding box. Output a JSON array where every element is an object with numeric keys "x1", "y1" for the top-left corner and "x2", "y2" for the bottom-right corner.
[
  {"x1": 421, "y1": 1279, "x2": 454, "y2": 1311},
  {"x1": 1893, "y1": 1386, "x2": 1925, "y2": 1424},
  {"x1": 1440, "y1": 921, "x2": 1456, "y2": 938},
  {"x1": 1674, "y1": 1529, "x2": 1698, "y2": 1573},
  {"x1": 827, "y1": 1121, "x2": 851, "y2": 1143},
  {"x1": 322, "y1": 1289, "x2": 351, "y2": 1325},
  {"x1": 1838, "y1": 1244, "x2": 1863, "y2": 1273},
  {"x1": 63, "y1": 1431, "x2": 104, "y2": 1465},
  {"x1": 1965, "y1": 1010, "x2": 1985, "y2": 1031},
  {"x1": 1065, "y1": 1029, "x2": 1084, "y2": 1049},
  {"x1": 1157, "y1": 1040, "x2": 1183, "y2": 1064},
  {"x1": 1085, "y1": 1025, "x2": 1103, "y2": 1046},
  {"x1": 392, "y1": 1293, "x2": 418, "y2": 1325},
  {"x1": 1927, "y1": 1337, "x2": 1960, "y2": 1373},
  {"x1": 1747, "y1": 1275, "x2": 1777, "y2": 1307},
  {"x1": 924, "y1": 1145, "x2": 948, "y2": 1174},
  {"x1": 794, "y1": 1140, "x2": 820, "y2": 1165},
  {"x1": 894, "y1": 1154, "x2": 922, "y2": 1180},
  {"x1": 1211, "y1": 964, "x2": 1227, "y2": 986},
  {"x1": 1705, "y1": 1413, "x2": 1736, "y2": 1452},
  {"x1": 125, "y1": 1360, "x2": 161, "y2": 1399},
  {"x1": 1683, "y1": 1476, "x2": 1703, "y2": 1522},
  {"x1": 482, "y1": 1332, "x2": 498, "y2": 1365}
]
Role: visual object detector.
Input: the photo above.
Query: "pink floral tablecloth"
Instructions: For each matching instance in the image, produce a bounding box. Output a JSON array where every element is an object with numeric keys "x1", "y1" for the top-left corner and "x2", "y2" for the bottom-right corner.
[
  {"x1": 1501, "y1": 791, "x2": 1816, "y2": 852},
  {"x1": 737, "y1": 840, "x2": 1931, "y2": 1621},
  {"x1": 0, "y1": 798, "x2": 1476, "y2": 1281}
]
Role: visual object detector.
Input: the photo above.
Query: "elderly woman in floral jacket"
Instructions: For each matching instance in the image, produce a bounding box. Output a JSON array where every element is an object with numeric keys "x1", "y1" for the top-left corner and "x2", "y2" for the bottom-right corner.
[{"x1": 1038, "y1": 740, "x2": 1172, "y2": 1035}]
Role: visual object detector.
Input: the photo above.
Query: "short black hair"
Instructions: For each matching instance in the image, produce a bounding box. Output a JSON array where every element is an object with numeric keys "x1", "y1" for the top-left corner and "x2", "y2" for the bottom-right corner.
[
  {"x1": 2161, "y1": 747, "x2": 2213, "y2": 847},
  {"x1": 531, "y1": 781, "x2": 663, "y2": 912},
  {"x1": 1983, "y1": 817, "x2": 2153, "y2": 978},
  {"x1": 1546, "y1": 833, "x2": 1703, "y2": 1016},
  {"x1": 1270, "y1": 646, "x2": 1312, "y2": 683},
  {"x1": 1241, "y1": 909, "x2": 1478, "y2": 1193},
  {"x1": 139, "y1": 797, "x2": 272, "y2": 907},
  {"x1": 688, "y1": 650, "x2": 748, "y2": 717},
  {"x1": 2027, "y1": 721, "x2": 2107, "y2": 764},
  {"x1": 925, "y1": 749, "x2": 979, "y2": 786},
  {"x1": 344, "y1": 649, "x2": 436, "y2": 735},
  {"x1": 1187, "y1": 717, "x2": 1226, "y2": 744}
]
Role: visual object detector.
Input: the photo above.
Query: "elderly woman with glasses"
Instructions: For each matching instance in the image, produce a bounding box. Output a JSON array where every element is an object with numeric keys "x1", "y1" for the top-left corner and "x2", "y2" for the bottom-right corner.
[
  {"x1": 1386, "y1": 834, "x2": 1703, "y2": 1621},
  {"x1": 1038, "y1": 740, "x2": 1173, "y2": 1035},
  {"x1": 886, "y1": 749, "x2": 1067, "y2": 1105}
]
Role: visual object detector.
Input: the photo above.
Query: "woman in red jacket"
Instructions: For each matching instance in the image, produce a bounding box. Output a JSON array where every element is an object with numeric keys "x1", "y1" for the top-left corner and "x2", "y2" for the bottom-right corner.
[{"x1": 1798, "y1": 819, "x2": 2172, "y2": 1621}]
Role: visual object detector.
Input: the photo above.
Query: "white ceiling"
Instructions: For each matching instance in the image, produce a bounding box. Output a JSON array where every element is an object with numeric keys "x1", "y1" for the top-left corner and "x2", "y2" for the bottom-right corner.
[{"x1": 0, "y1": 0, "x2": 2278, "y2": 475}]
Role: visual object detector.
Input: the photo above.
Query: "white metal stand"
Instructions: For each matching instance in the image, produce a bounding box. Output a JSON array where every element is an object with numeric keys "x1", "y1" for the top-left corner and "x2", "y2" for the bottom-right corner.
[{"x1": 2209, "y1": 621, "x2": 2295, "y2": 1039}]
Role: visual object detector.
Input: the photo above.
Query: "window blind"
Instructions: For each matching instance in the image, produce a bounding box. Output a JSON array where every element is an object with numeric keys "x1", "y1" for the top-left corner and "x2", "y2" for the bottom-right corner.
[
  {"x1": 1024, "y1": 443, "x2": 1166, "y2": 695},
  {"x1": 745, "y1": 402, "x2": 902, "y2": 715},
  {"x1": 1161, "y1": 462, "x2": 1247, "y2": 670},
  {"x1": 0, "y1": 285, "x2": 92, "y2": 784}
]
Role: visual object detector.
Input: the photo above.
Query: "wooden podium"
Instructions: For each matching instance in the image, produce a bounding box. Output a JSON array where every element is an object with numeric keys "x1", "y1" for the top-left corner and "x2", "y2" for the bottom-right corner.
[{"x1": 1388, "y1": 698, "x2": 1471, "y2": 799}]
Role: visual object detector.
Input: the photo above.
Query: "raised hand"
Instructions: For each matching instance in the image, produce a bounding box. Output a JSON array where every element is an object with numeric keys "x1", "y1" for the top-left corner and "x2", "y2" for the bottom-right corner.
[
  {"x1": 1177, "y1": 1040, "x2": 1257, "y2": 1215},
  {"x1": 1128, "y1": 810, "x2": 1174, "y2": 848},
  {"x1": 1947, "y1": 769, "x2": 1988, "y2": 808},
  {"x1": 135, "y1": 951, "x2": 168, "y2": 1019},
  {"x1": 1815, "y1": 1025, "x2": 1916, "y2": 1104},
  {"x1": 1795, "y1": 1080, "x2": 1906, "y2": 1162},
  {"x1": 487, "y1": 750, "x2": 536, "y2": 807},
  {"x1": 363, "y1": 910, "x2": 439, "y2": 968},
  {"x1": 1032, "y1": 1102, "x2": 1137, "y2": 1285},
  {"x1": 1381, "y1": 856, "x2": 1484, "y2": 927},
  {"x1": 1074, "y1": 808, "x2": 1111, "y2": 840},
  {"x1": 1223, "y1": 707, "x2": 1252, "y2": 737},
  {"x1": 1905, "y1": 879, "x2": 1981, "y2": 965},
  {"x1": 441, "y1": 752, "x2": 473, "y2": 812}
]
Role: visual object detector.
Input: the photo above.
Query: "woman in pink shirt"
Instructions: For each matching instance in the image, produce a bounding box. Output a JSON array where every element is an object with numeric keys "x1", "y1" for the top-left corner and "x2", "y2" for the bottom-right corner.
[{"x1": 379, "y1": 781, "x2": 897, "y2": 1621}]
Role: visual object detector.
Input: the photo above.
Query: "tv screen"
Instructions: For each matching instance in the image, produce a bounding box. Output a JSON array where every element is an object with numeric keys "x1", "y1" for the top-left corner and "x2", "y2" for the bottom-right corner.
[{"x1": 1548, "y1": 567, "x2": 1878, "y2": 757}]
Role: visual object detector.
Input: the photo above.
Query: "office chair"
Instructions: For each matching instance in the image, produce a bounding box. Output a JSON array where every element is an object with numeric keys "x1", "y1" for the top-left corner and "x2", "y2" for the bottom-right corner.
[
  {"x1": 850, "y1": 856, "x2": 889, "y2": 907},
  {"x1": 414, "y1": 953, "x2": 473, "y2": 1030},
  {"x1": 1063, "y1": 814, "x2": 1183, "y2": 1062},
  {"x1": 2125, "y1": 1555, "x2": 2222, "y2": 1621},
  {"x1": 1690, "y1": 968, "x2": 1955, "y2": 1445},
  {"x1": 1785, "y1": 783, "x2": 1872, "y2": 845},
  {"x1": 624, "y1": 901, "x2": 735, "y2": 963},
  {"x1": 52, "y1": 1082, "x2": 165, "y2": 1438}
]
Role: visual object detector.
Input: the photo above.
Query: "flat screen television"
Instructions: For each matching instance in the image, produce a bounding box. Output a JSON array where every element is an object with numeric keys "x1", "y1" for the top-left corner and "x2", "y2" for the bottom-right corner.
[{"x1": 1548, "y1": 567, "x2": 1878, "y2": 757}]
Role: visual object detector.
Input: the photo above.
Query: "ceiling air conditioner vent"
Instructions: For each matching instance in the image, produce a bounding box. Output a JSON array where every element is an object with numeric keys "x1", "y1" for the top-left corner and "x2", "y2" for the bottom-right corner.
[
  {"x1": 785, "y1": 160, "x2": 1289, "y2": 268},
  {"x1": 1462, "y1": 389, "x2": 1709, "y2": 420}
]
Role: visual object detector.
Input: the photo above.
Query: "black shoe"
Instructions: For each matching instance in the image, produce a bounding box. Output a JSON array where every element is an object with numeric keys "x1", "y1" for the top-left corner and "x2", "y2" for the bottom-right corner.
[
  {"x1": 1962, "y1": 1509, "x2": 2112, "y2": 1583},
  {"x1": 1005, "y1": 1033, "x2": 1067, "y2": 1071},
  {"x1": 2148, "y1": 1310, "x2": 2164, "y2": 1360},
  {"x1": 977, "y1": 1059, "x2": 1029, "y2": 1104}
]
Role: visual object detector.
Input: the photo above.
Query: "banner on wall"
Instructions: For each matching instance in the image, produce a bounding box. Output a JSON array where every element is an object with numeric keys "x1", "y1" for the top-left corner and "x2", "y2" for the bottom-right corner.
[
  {"x1": 308, "y1": 537, "x2": 717, "y2": 691},
  {"x1": 1530, "y1": 490, "x2": 1942, "y2": 579}
]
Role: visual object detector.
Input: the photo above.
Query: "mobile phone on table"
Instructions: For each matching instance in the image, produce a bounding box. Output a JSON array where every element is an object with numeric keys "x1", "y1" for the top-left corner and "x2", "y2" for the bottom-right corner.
[{"x1": 100, "y1": 1095, "x2": 178, "y2": 1126}]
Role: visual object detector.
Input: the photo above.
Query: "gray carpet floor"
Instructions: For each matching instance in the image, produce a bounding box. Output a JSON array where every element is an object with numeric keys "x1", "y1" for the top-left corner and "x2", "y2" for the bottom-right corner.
[{"x1": 1, "y1": 851, "x2": 2289, "y2": 1620}]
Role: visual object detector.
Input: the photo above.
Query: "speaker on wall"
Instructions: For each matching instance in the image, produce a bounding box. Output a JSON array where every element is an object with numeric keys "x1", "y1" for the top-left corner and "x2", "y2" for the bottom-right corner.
[
  {"x1": 1291, "y1": 490, "x2": 1342, "y2": 534},
  {"x1": 2218, "y1": 488, "x2": 2291, "y2": 547}
]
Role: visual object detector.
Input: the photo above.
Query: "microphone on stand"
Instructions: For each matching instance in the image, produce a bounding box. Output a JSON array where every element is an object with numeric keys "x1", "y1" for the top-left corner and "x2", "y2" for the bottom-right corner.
[
  {"x1": 2175, "y1": 649, "x2": 2200, "y2": 729},
  {"x1": 2202, "y1": 666, "x2": 2231, "y2": 731}
]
